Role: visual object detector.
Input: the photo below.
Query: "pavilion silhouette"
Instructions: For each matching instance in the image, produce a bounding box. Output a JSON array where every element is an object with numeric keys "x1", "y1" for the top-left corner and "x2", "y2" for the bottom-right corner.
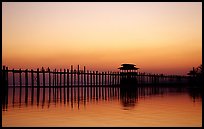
[{"x1": 118, "y1": 64, "x2": 139, "y2": 86}]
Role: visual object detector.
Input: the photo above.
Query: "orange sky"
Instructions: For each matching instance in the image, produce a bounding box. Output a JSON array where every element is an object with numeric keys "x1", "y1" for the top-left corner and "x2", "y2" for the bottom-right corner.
[{"x1": 2, "y1": 2, "x2": 202, "y2": 75}]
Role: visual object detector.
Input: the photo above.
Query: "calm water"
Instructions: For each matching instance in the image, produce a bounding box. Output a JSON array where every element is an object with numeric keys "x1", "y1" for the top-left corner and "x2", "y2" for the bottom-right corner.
[{"x1": 2, "y1": 85, "x2": 202, "y2": 127}]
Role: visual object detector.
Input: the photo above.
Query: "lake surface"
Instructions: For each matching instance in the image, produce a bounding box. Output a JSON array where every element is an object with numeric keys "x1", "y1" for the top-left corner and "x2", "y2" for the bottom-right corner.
[{"x1": 2, "y1": 85, "x2": 202, "y2": 127}]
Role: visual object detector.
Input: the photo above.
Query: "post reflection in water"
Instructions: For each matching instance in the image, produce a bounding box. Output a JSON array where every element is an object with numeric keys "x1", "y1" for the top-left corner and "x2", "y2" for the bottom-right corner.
[
  {"x1": 2, "y1": 86, "x2": 8, "y2": 111},
  {"x1": 31, "y1": 87, "x2": 34, "y2": 105},
  {"x1": 2, "y1": 85, "x2": 202, "y2": 127},
  {"x1": 12, "y1": 87, "x2": 15, "y2": 108},
  {"x1": 37, "y1": 86, "x2": 40, "y2": 107},
  {"x1": 120, "y1": 87, "x2": 138, "y2": 109},
  {"x1": 2, "y1": 85, "x2": 202, "y2": 111},
  {"x1": 19, "y1": 87, "x2": 22, "y2": 108}
]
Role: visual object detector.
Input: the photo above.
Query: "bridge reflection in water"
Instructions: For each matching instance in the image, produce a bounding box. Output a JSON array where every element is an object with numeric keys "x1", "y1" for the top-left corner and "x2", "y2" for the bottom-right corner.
[{"x1": 2, "y1": 85, "x2": 201, "y2": 111}]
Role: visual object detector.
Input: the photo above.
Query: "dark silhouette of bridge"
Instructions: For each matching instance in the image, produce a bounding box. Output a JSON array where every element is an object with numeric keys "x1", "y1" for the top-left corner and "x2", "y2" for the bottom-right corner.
[{"x1": 2, "y1": 64, "x2": 189, "y2": 89}]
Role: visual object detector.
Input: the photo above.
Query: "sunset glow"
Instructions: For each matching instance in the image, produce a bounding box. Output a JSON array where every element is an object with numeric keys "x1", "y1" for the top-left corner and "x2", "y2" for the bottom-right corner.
[{"x1": 2, "y1": 2, "x2": 202, "y2": 75}]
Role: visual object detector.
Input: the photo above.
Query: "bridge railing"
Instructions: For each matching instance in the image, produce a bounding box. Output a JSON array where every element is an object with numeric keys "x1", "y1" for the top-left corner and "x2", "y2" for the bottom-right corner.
[{"x1": 1, "y1": 65, "x2": 189, "y2": 87}]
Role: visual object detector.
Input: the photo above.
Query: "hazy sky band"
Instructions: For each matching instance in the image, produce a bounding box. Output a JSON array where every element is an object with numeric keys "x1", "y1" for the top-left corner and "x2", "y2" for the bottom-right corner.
[{"x1": 2, "y1": 2, "x2": 202, "y2": 75}]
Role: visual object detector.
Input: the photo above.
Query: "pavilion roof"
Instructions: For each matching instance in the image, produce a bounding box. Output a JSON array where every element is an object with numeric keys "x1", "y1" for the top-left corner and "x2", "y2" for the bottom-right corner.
[{"x1": 118, "y1": 64, "x2": 139, "y2": 70}]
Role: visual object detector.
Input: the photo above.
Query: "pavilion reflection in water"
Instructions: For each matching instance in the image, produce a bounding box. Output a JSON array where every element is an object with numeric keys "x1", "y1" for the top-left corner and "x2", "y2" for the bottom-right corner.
[{"x1": 2, "y1": 85, "x2": 201, "y2": 111}]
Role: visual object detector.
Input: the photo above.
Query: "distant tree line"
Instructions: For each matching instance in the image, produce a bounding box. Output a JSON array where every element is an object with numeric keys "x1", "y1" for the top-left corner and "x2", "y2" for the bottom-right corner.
[{"x1": 187, "y1": 64, "x2": 203, "y2": 87}]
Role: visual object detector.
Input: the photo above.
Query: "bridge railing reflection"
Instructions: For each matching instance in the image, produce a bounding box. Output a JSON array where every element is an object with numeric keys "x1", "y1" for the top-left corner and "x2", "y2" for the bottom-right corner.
[{"x1": 2, "y1": 85, "x2": 201, "y2": 111}]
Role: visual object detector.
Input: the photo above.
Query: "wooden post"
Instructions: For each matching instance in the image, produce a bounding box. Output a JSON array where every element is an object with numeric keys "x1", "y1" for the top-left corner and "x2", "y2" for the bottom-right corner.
[
  {"x1": 96, "y1": 85, "x2": 98, "y2": 100},
  {"x1": 112, "y1": 72, "x2": 113, "y2": 86},
  {"x1": 109, "y1": 71, "x2": 111, "y2": 85},
  {"x1": 54, "y1": 69, "x2": 57, "y2": 87},
  {"x1": 0, "y1": 66, "x2": 8, "y2": 109},
  {"x1": 87, "y1": 70, "x2": 89, "y2": 86},
  {"x1": 136, "y1": 71, "x2": 138, "y2": 84},
  {"x1": 55, "y1": 69, "x2": 57, "y2": 87},
  {"x1": 140, "y1": 72, "x2": 142, "y2": 84},
  {"x1": 67, "y1": 69, "x2": 69, "y2": 87},
  {"x1": 96, "y1": 71, "x2": 98, "y2": 86},
  {"x1": 144, "y1": 73, "x2": 146, "y2": 84},
  {"x1": 140, "y1": 73, "x2": 142, "y2": 84},
  {"x1": 84, "y1": 66, "x2": 86, "y2": 86},
  {"x1": 115, "y1": 72, "x2": 117, "y2": 85},
  {"x1": 143, "y1": 73, "x2": 145, "y2": 84},
  {"x1": 71, "y1": 65, "x2": 73, "y2": 86},
  {"x1": 141, "y1": 73, "x2": 143, "y2": 84},
  {"x1": 148, "y1": 74, "x2": 149, "y2": 84},
  {"x1": 74, "y1": 69, "x2": 76, "y2": 86},
  {"x1": 2, "y1": 66, "x2": 6, "y2": 86},
  {"x1": 161, "y1": 75, "x2": 163, "y2": 84},
  {"x1": 99, "y1": 72, "x2": 101, "y2": 86},
  {"x1": 118, "y1": 72, "x2": 120, "y2": 85},
  {"x1": 79, "y1": 70, "x2": 82, "y2": 86},
  {"x1": 116, "y1": 72, "x2": 118, "y2": 85},
  {"x1": 115, "y1": 72, "x2": 118, "y2": 85},
  {"x1": 25, "y1": 69, "x2": 28, "y2": 87},
  {"x1": 19, "y1": 69, "x2": 22, "y2": 87},
  {"x1": 77, "y1": 65, "x2": 80, "y2": 86},
  {"x1": 113, "y1": 72, "x2": 116, "y2": 85},
  {"x1": 2, "y1": 66, "x2": 8, "y2": 89},
  {"x1": 147, "y1": 74, "x2": 151, "y2": 84},
  {"x1": 31, "y1": 69, "x2": 34, "y2": 87},
  {"x1": 109, "y1": 72, "x2": 111, "y2": 85},
  {"x1": 52, "y1": 69, "x2": 54, "y2": 87},
  {"x1": 81, "y1": 69, "x2": 83, "y2": 86},
  {"x1": 93, "y1": 71, "x2": 95, "y2": 86},
  {"x1": 64, "y1": 69, "x2": 66, "y2": 87},
  {"x1": 153, "y1": 74, "x2": 155, "y2": 84},
  {"x1": 117, "y1": 72, "x2": 119, "y2": 85},
  {"x1": 149, "y1": 74, "x2": 151, "y2": 84},
  {"x1": 113, "y1": 72, "x2": 115, "y2": 85},
  {"x1": 42, "y1": 68, "x2": 45, "y2": 87},
  {"x1": 37, "y1": 68, "x2": 40, "y2": 87},
  {"x1": 60, "y1": 69, "x2": 62, "y2": 87},
  {"x1": 53, "y1": 69, "x2": 55, "y2": 87},
  {"x1": 107, "y1": 71, "x2": 108, "y2": 85},
  {"x1": 102, "y1": 72, "x2": 104, "y2": 86},
  {"x1": 6, "y1": 67, "x2": 9, "y2": 86},
  {"x1": 105, "y1": 72, "x2": 107, "y2": 85},
  {"x1": 90, "y1": 71, "x2": 92, "y2": 86},
  {"x1": 57, "y1": 70, "x2": 59, "y2": 87},
  {"x1": 48, "y1": 68, "x2": 51, "y2": 87},
  {"x1": 13, "y1": 69, "x2": 15, "y2": 87},
  {"x1": 99, "y1": 86, "x2": 101, "y2": 99}
]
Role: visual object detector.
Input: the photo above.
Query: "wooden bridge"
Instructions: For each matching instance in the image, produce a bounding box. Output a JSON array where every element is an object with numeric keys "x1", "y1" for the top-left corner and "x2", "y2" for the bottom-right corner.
[{"x1": 1, "y1": 65, "x2": 189, "y2": 88}]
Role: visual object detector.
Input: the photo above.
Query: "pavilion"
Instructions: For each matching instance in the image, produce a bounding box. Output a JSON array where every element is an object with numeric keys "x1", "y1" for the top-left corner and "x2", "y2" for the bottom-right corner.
[{"x1": 118, "y1": 64, "x2": 139, "y2": 74}]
